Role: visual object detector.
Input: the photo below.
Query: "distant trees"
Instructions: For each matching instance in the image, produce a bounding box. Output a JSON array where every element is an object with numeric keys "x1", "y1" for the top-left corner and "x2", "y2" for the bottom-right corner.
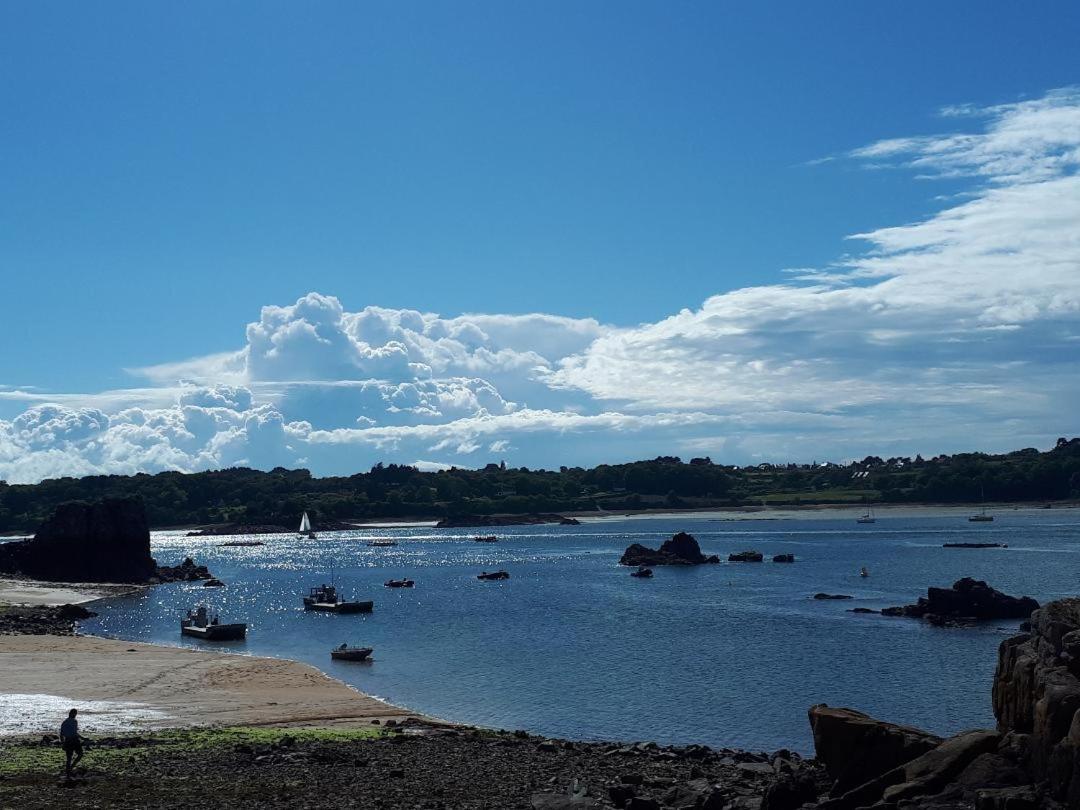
[{"x1": 0, "y1": 438, "x2": 1077, "y2": 532}]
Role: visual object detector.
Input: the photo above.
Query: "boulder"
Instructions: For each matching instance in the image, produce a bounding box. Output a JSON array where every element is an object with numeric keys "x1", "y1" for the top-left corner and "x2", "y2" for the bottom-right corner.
[
  {"x1": 814, "y1": 593, "x2": 853, "y2": 600},
  {"x1": 884, "y1": 578, "x2": 1039, "y2": 622},
  {"x1": 772, "y1": 554, "x2": 795, "y2": 563},
  {"x1": 808, "y1": 704, "x2": 942, "y2": 796},
  {"x1": 619, "y1": 533, "x2": 717, "y2": 566},
  {"x1": 0, "y1": 498, "x2": 155, "y2": 583},
  {"x1": 155, "y1": 557, "x2": 213, "y2": 582},
  {"x1": 761, "y1": 772, "x2": 818, "y2": 810},
  {"x1": 879, "y1": 730, "x2": 1001, "y2": 803}
]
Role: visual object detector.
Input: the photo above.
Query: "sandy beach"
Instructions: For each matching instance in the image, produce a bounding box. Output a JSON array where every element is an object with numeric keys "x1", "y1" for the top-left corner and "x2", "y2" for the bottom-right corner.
[{"x1": 0, "y1": 634, "x2": 420, "y2": 737}]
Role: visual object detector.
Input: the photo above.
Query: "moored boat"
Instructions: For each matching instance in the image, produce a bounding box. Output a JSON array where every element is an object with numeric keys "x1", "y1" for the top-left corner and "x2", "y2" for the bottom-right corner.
[
  {"x1": 331, "y1": 643, "x2": 373, "y2": 662},
  {"x1": 303, "y1": 584, "x2": 373, "y2": 613},
  {"x1": 859, "y1": 566, "x2": 870, "y2": 578},
  {"x1": 630, "y1": 567, "x2": 653, "y2": 578},
  {"x1": 856, "y1": 504, "x2": 876, "y2": 524},
  {"x1": 384, "y1": 578, "x2": 414, "y2": 588},
  {"x1": 477, "y1": 570, "x2": 510, "y2": 581},
  {"x1": 180, "y1": 605, "x2": 247, "y2": 641},
  {"x1": 473, "y1": 535, "x2": 498, "y2": 543},
  {"x1": 368, "y1": 540, "x2": 398, "y2": 547}
]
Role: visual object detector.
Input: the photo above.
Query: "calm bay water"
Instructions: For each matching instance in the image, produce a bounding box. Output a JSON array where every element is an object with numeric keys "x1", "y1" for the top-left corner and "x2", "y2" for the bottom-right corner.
[{"x1": 81, "y1": 509, "x2": 1080, "y2": 753}]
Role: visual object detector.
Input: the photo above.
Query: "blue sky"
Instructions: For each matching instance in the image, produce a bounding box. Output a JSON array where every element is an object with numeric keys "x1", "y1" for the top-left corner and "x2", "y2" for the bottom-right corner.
[{"x1": 1, "y1": 2, "x2": 1079, "y2": 482}]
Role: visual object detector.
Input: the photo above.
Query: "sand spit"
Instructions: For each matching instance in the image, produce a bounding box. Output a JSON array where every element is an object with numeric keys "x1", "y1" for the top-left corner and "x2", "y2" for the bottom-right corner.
[{"x1": 0, "y1": 635, "x2": 420, "y2": 737}]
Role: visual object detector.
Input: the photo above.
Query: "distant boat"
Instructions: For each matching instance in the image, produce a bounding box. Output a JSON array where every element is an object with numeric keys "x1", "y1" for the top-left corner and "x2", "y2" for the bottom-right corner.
[
  {"x1": 368, "y1": 540, "x2": 397, "y2": 547},
  {"x1": 473, "y1": 535, "x2": 498, "y2": 543},
  {"x1": 969, "y1": 487, "x2": 994, "y2": 522},
  {"x1": 856, "y1": 504, "x2": 876, "y2": 524},
  {"x1": 298, "y1": 511, "x2": 316, "y2": 539},
  {"x1": 180, "y1": 605, "x2": 246, "y2": 641},
  {"x1": 859, "y1": 567, "x2": 870, "y2": 578},
  {"x1": 303, "y1": 584, "x2": 373, "y2": 613},
  {"x1": 477, "y1": 570, "x2": 510, "y2": 581},
  {"x1": 630, "y1": 567, "x2": 653, "y2": 578},
  {"x1": 384, "y1": 578, "x2": 414, "y2": 588},
  {"x1": 331, "y1": 643, "x2": 373, "y2": 662}
]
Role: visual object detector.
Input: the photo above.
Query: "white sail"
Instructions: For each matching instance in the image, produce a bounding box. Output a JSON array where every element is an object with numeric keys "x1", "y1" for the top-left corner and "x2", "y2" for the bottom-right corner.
[{"x1": 299, "y1": 511, "x2": 312, "y2": 533}]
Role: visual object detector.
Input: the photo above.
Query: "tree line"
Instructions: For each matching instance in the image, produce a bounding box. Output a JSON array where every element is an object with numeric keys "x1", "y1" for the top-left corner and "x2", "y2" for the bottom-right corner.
[{"x1": 1, "y1": 438, "x2": 1078, "y2": 533}]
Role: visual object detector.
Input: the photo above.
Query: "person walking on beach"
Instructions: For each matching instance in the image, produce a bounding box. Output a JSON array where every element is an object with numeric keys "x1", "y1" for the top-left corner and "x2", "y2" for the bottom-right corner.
[{"x1": 59, "y1": 708, "x2": 84, "y2": 777}]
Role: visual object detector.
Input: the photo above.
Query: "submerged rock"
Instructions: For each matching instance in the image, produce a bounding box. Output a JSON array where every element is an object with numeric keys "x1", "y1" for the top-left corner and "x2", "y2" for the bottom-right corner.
[{"x1": 772, "y1": 554, "x2": 795, "y2": 563}]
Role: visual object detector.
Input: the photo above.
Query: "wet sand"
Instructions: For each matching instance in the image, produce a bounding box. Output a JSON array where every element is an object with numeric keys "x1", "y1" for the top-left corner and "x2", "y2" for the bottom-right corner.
[
  {"x1": 0, "y1": 579, "x2": 142, "y2": 607},
  {"x1": 0, "y1": 635, "x2": 420, "y2": 737}
]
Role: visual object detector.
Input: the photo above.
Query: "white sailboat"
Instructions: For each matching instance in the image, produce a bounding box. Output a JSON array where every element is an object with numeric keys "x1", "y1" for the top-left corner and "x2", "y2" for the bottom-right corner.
[
  {"x1": 298, "y1": 511, "x2": 316, "y2": 539},
  {"x1": 856, "y1": 504, "x2": 876, "y2": 524}
]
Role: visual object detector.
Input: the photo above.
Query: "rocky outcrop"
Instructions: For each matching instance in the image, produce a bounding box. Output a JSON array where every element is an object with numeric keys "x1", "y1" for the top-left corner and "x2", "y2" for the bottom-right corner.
[
  {"x1": 772, "y1": 554, "x2": 795, "y2": 563},
  {"x1": 154, "y1": 557, "x2": 212, "y2": 582},
  {"x1": 619, "y1": 533, "x2": 720, "y2": 566},
  {"x1": 808, "y1": 705, "x2": 943, "y2": 797},
  {"x1": 992, "y1": 597, "x2": 1080, "y2": 806},
  {"x1": 436, "y1": 513, "x2": 580, "y2": 528},
  {"x1": 0, "y1": 498, "x2": 155, "y2": 582},
  {"x1": 882, "y1": 578, "x2": 1039, "y2": 624}
]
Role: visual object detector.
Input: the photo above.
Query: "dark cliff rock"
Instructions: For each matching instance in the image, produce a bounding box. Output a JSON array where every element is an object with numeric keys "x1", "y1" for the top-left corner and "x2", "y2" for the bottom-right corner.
[
  {"x1": 619, "y1": 532, "x2": 719, "y2": 566},
  {"x1": 436, "y1": 513, "x2": 580, "y2": 528},
  {"x1": 993, "y1": 597, "x2": 1080, "y2": 806},
  {"x1": 882, "y1": 577, "x2": 1038, "y2": 623},
  {"x1": 0, "y1": 498, "x2": 155, "y2": 583}
]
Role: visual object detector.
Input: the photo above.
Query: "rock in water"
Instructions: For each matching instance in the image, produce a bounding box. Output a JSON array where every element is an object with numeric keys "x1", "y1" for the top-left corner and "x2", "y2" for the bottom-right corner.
[
  {"x1": 619, "y1": 533, "x2": 719, "y2": 566},
  {"x1": 729, "y1": 550, "x2": 764, "y2": 562},
  {"x1": 0, "y1": 497, "x2": 155, "y2": 583},
  {"x1": 882, "y1": 577, "x2": 1038, "y2": 623}
]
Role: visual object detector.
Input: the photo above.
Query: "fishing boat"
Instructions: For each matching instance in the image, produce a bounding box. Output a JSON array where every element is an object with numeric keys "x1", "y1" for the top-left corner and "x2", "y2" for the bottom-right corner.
[
  {"x1": 856, "y1": 504, "x2": 876, "y2": 524},
  {"x1": 472, "y1": 535, "x2": 498, "y2": 543},
  {"x1": 180, "y1": 605, "x2": 246, "y2": 641},
  {"x1": 330, "y1": 643, "x2": 373, "y2": 662},
  {"x1": 367, "y1": 540, "x2": 398, "y2": 547},
  {"x1": 477, "y1": 570, "x2": 510, "y2": 581},
  {"x1": 303, "y1": 584, "x2": 373, "y2": 613},
  {"x1": 859, "y1": 567, "x2": 870, "y2": 578},
  {"x1": 384, "y1": 578, "x2": 414, "y2": 588},
  {"x1": 968, "y1": 508, "x2": 994, "y2": 523},
  {"x1": 630, "y1": 567, "x2": 653, "y2": 578},
  {"x1": 298, "y1": 511, "x2": 316, "y2": 539}
]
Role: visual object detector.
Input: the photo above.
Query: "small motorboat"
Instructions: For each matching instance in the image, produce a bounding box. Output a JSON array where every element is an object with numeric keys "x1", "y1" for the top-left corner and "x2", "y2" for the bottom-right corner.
[
  {"x1": 859, "y1": 567, "x2": 870, "y2": 578},
  {"x1": 368, "y1": 540, "x2": 398, "y2": 547},
  {"x1": 384, "y1": 578, "x2": 415, "y2": 588},
  {"x1": 180, "y1": 605, "x2": 246, "y2": 641},
  {"x1": 331, "y1": 643, "x2": 373, "y2": 662},
  {"x1": 303, "y1": 584, "x2": 373, "y2": 613},
  {"x1": 477, "y1": 570, "x2": 510, "y2": 581},
  {"x1": 472, "y1": 535, "x2": 498, "y2": 543},
  {"x1": 630, "y1": 567, "x2": 653, "y2": 578}
]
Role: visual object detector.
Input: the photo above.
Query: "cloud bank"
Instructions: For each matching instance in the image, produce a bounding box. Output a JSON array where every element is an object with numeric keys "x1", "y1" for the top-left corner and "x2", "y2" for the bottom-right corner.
[{"x1": 2, "y1": 88, "x2": 1078, "y2": 483}]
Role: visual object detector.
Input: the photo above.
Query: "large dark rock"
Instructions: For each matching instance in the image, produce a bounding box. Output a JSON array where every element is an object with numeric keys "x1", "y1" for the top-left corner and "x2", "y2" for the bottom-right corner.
[
  {"x1": 619, "y1": 533, "x2": 719, "y2": 566},
  {"x1": 808, "y1": 704, "x2": 942, "y2": 796},
  {"x1": 993, "y1": 597, "x2": 1080, "y2": 806},
  {"x1": 0, "y1": 498, "x2": 155, "y2": 583},
  {"x1": 883, "y1": 578, "x2": 1039, "y2": 623}
]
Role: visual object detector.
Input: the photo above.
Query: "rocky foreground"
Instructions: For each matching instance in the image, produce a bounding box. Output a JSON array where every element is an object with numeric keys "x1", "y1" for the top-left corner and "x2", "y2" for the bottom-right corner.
[{"x1": 0, "y1": 725, "x2": 825, "y2": 810}]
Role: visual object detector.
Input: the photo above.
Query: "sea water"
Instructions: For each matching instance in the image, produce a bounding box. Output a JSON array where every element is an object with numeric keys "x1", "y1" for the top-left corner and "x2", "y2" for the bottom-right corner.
[{"x1": 81, "y1": 509, "x2": 1080, "y2": 753}]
